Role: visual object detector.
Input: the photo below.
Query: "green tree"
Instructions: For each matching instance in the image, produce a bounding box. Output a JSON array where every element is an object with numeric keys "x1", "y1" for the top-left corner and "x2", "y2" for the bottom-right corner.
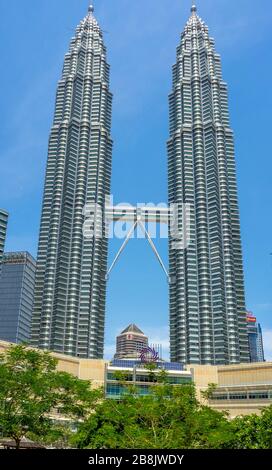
[
  {"x1": 0, "y1": 344, "x2": 102, "y2": 448},
  {"x1": 229, "y1": 406, "x2": 272, "y2": 449},
  {"x1": 143, "y1": 362, "x2": 157, "y2": 383},
  {"x1": 201, "y1": 383, "x2": 218, "y2": 401},
  {"x1": 257, "y1": 406, "x2": 272, "y2": 448},
  {"x1": 112, "y1": 370, "x2": 131, "y2": 382},
  {"x1": 228, "y1": 414, "x2": 260, "y2": 449},
  {"x1": 72, "y1": 382, "x2": 233, "y2": 449}
]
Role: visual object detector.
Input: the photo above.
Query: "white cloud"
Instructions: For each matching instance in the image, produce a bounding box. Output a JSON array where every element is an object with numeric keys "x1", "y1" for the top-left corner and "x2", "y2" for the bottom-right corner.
[{"x1": 263, "y1": 329, "x2": 272, "y2": 362}]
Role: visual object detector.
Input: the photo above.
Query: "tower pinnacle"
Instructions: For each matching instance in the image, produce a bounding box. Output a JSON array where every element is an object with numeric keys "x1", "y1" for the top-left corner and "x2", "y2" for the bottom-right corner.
[
  {"x1": 191, "y1": 4, "x2": 197, "y2": 13},
  {"x1": 31, "y1": 3, "x2": 113, "y2": 359},
  {"x1": 168, "y1": 0, "x2": 250, "y2": 365}
]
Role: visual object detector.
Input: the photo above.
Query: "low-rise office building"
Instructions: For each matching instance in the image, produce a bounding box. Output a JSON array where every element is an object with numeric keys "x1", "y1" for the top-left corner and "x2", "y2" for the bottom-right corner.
[
  {"x1": 190, "y1": 363, "x2": 272, "y2": 417},
  {"x1": 106, "y1": 359, "x2": 192, "y2": 398},
  {"x1": 0, "y1": 252, "x2": 36, "y2": 343}
]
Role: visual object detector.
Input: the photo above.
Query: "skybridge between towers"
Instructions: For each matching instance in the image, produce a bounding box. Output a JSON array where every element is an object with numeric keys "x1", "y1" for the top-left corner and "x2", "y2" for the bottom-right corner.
[
  {"x1": 105, "y1": 205, "x2": 172, "y2": 224},
  {"x1": 105, "y1": 205, "x2": 174, "y2": 283}
]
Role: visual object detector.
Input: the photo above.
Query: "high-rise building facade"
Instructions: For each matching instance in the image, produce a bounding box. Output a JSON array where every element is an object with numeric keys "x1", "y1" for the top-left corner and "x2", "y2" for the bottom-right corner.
[
  {"x1": 31, "y1": 5, "x2": 113, "y2": 358},
  {"x1": 247, "y1": 313, "x2": 265, "y2": 363},
  {"x1": 114, "y1": 324, "x2": 149, "y2": 360},
  {"x1": 0, "y1": 210, "x2": 8, "y2": 265},
  {"x1": 0, "y1": 252, "x2": 36, "y2": 344},
  {"x1": 256, "y1": 323, "x2": 265, "y2": 362},
  {"x1": 168, "y1": 5, "x2": 249, "y2": 364}
]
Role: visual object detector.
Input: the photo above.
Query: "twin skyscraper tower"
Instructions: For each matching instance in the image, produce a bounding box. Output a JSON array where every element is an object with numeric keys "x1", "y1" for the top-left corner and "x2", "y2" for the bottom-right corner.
[{"x1": 31, "y1": 5, "x2": 250, "y2": 365}]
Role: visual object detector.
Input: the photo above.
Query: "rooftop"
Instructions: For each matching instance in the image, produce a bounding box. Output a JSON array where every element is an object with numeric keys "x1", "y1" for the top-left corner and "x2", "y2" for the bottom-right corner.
[
  {"x1": 120, "y1": 324, "x2": 145, "y2": 336},
  {"x1": 2, "y1": 251, "x2": 36, "y2": 266}
]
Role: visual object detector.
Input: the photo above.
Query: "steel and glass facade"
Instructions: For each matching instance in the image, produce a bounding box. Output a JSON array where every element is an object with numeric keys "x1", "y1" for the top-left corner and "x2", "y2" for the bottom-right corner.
[
  {"x1": 168, "y1": 6, "x2": 249, "y2": 365},
  {"x1": 255, "y1": 324, "x2": 265, "y2": 362},
  {"x1": 0, "y1": 252, "x2": 36, "y2": 344},
  {"x1": 247, "y1": 314, "x2": 265, "y2": 362},
  {"x1": 31, "y1": 4, "x2": 251, "y2": 364},
  {"x1": 0, "y1": 210, "x2": 8, "y2": 266},
  {"x1": 106, "y1": 360, "x2": 191, "y2": 399},
  {"x1": 31, "y1": 6, "x2": 113, "y2": 358}
]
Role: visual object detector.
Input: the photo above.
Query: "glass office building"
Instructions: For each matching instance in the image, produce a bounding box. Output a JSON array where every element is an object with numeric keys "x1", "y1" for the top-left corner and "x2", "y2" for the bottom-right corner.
[
  {"x1": 255, "y1": 324, "x2": 265, "y2": 362},
  {"x1": 0, "y1": 252, "x2": 36, "y2": 343},
  {"x1": 31, "y1": 5, "x2": 113, "y2": 358},
  {"x1": 247, "y1": 313, "x2": 265, "y2": 362},
  {"x1": 106, "y1": 360, "x2": 191, "y2": 399},
  {"x1": 168, "y1": 5, "x2": 249, "y2": 365},
  {"x1": 0, "y1": 210, "x2": 8, "y2": 265}
]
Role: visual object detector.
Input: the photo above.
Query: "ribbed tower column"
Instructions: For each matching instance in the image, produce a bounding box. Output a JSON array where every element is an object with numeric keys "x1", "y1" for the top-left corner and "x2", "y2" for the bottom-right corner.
[
  {"x1": 31, "y1": 6, "x2": 113, "y2": 358},
  {"x1": 168, "y1": 5, "x2": 249, "y2": 365}
]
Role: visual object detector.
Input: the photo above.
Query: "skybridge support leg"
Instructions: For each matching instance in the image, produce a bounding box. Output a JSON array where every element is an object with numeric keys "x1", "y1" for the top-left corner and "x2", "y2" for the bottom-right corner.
[
  {"x1": 138, "y1": 220, "x2": 169, "y2": 282},
  {"x1": 106, "y1": 220, "x2": 138, "y2": 280}
]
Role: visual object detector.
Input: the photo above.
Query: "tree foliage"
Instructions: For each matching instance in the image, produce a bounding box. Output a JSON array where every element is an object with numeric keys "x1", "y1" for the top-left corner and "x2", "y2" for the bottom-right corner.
[
  {"x1": 72, "y1": 383, "x2": 233, "y2": 449},
  {"x1": 228, "y1": 407, "x2": 272, "y2": 449},
  {"x1": 2, "y1": 345, "x2": 272, "y2": 449},
  {"x1": 201, "y1": 383, "x2": 218, "y2": 401},
  {"x1": 72, "y1": 379, "x2": 272, "y2": 450},
  {"x1": 0, "y1": 344, "x2": 102, "y2": 448}
]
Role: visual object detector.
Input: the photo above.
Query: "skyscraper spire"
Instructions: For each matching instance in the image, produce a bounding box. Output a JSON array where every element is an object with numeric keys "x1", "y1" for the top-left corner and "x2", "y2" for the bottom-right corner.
[
  {"x1": 168, "y1": 7, "x2": 250, "y2": 365},
  {"x1": 31, "y1": 6, "x2": 113, "y2": 359},
  {"x1": 191, "y1": 3, "x2": 197, "y2": 14}
]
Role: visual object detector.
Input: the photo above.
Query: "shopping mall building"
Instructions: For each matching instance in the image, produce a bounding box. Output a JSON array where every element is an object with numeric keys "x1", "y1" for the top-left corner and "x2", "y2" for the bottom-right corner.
[{"x1": 1, "y1": 340, "x2": 272, "y2": 418}]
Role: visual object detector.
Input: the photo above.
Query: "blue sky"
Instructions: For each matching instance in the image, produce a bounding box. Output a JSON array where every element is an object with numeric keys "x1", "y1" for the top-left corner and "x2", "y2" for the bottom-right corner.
[{"x1": 0, "y1": 0, "x2": 271, "y2": 359}]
